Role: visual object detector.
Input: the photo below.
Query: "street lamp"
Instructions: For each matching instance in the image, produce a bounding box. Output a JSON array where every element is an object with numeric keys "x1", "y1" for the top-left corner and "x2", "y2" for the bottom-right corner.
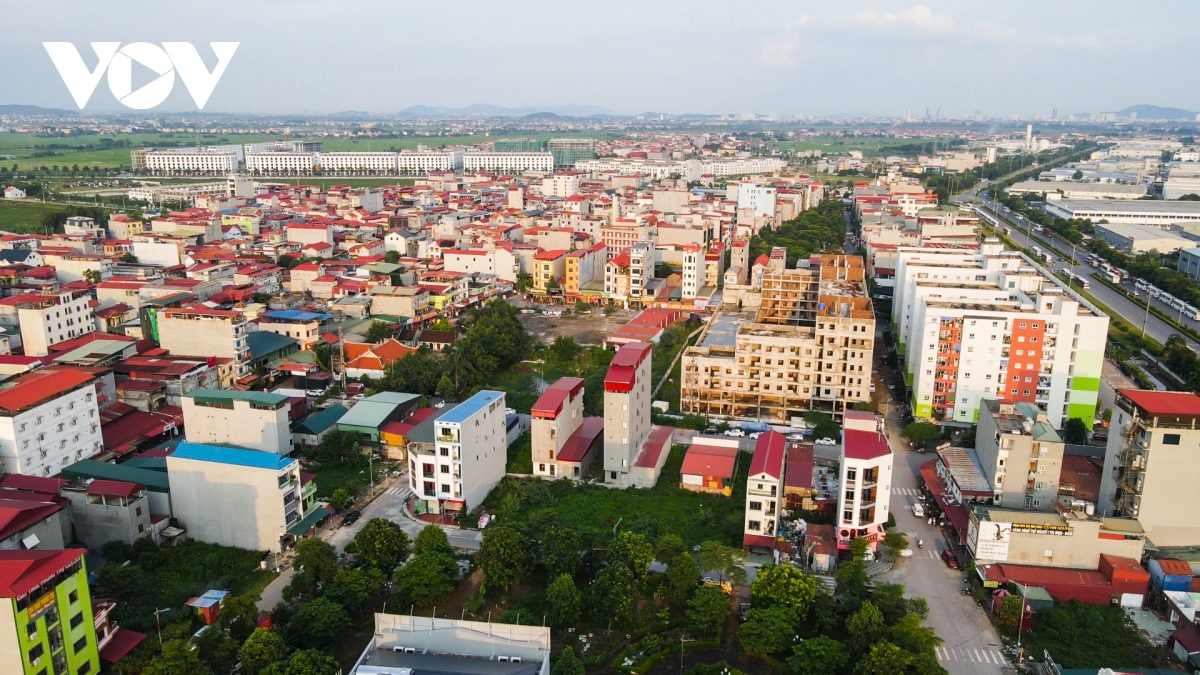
[
  {"x1": 1141, "y1": 289, "x2": 1158, "y2": 339},
  {"x1": 153, "y1": 607, "x2": 171, "y2": 647}
]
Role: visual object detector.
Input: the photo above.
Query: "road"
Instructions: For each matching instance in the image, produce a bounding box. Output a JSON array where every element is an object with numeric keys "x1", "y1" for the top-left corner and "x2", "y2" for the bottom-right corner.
[
  {"x1": 256, "y1": 474, "x2": 482, "y2": 612},
  {"x1": 973, "y1": 196, "x2": 1200, "y2": 351}
]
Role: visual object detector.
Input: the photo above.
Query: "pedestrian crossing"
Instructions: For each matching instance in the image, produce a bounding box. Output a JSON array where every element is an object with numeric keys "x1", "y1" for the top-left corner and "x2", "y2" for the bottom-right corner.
[
  {"x1": 385, "y1": 486, "x2": 410, "y2": 497},
  {"x1": 936, "y1": 646, "x2": 1006, "y2": 665},
  {"x1": 893, "y1": 487, "x2": 921, "y2": 496}
]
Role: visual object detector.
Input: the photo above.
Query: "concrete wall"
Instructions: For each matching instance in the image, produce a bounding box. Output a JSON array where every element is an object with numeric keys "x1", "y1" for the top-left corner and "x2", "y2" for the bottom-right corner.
[
  {"x1": 167, "y1": 455, "x2": 298, "y2": 553},
  {"x1": 181, "y1": 397, "x2": 292, "y2": 454},
  {"x1": 64, "y1": 490, "x2": 153, "y2": 549}
]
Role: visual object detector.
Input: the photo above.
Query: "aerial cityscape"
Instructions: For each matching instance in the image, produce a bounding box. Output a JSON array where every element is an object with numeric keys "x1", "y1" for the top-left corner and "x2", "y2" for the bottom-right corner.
[{"x1": 1, "y1": 3, "x2": 1200, "y2": 675}]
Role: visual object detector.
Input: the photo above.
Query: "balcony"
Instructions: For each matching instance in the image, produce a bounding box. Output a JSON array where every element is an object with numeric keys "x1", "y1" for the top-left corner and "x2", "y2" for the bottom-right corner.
[
  {"x1": 436, "y1": 431, "x2": 458, "y2": 443},
  {"x1": 278, "y1": 478, "x2": 298, "y2": 492}
]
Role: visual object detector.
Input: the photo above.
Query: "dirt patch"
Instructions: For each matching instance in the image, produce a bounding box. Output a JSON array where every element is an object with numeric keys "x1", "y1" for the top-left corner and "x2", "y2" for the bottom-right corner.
[
  {"x1": 443, "y1": 568, "x2": 484, "y2": 617},
  {"x1": 518, "y1": 309, "x2": 638, "y2": 347}
]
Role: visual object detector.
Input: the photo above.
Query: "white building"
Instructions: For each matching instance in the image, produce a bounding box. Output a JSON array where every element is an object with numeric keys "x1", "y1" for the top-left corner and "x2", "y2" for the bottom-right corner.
[
  {"x1": 463, "y1": 152, "x2": 554, "y2": 174},
  {"x1": 0, "y1": 368, "x2": 103, "y2": 477},
  {"x1": 396, "y1": 150, "x2": 463, "y2": 175},
  {"x1": 837, "y1": 411, "x2": 893, "y2": 552},
  {"x1": 603, "y1": 342, "x2": 653, "y2": 487},
  {"x1": 737, "y1": 182, "x2": 778, "y2": 219},
  {"x1": 409, "y1": 391, "x2": 507, "y2": 516},
  {"x1": 156, "y1": 306, "x2": 250, "y2": 376},
  {"x1": 246, "y1": 152, "x2": 317, "y2": 175},
  {"x1": 743, "y1": 431, "x2": 786, "y2": 551},
  {"x1": 181, "y1": 389, "x2": 292, "y2": 455},
  {"x1": 318, "y1": 152, "x2": 399, "y2": 175},
  {"x1": 1094, "y1": 222, "x2": 1194, "y2": 254},
  {"x1": 542, "y1": 173, "x2": 581, "y2": 198},
  {"x1": 167, "y1": 443, "x2": 314, "y2": 553},
  {"x1": 681, "y1": 244, "x2": 701, "y2": 300},
  {"x1": 351, "y1": 614, "x2": 550, "y2": 675},
  {"x1": 1043, "y1": 199, "x2": 1200, "y2": 227},
  {"x1": 0, "y1": 290, "x2": 97, "y2": 357},
  {"x1": 143, "y1": 151, "x2": 237, "y2": 175},
  {"x1": 575, "y1": 157, "x2": 787, "y2": 181}
]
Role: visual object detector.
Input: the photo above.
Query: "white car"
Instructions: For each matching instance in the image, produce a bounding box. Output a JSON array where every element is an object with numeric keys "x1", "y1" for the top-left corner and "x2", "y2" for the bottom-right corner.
[
  {"x1": 305, "y1": 389, "x2": 324, "y2": 397},
  {"x1": 814, "y1": 437, "x2": 837, "y2": 446},
  {"x1": 870, "y1": 383, "x2": 876, "y2": 393},
  {"x1": 505, "y1": 407, "x2": 516, "y2": 416},
  {"x1": 748, "y1": 431, "x2": 763, "y2": 439},
  {"x1": 786, "y1": 433, "x2": 805, "y2": 442},
  {"x1": 912, "y1": 503, "x2": 925, "y2": 518},
  {"x1": 724, "y1": 429, "x2": 746, "y2": 437}
]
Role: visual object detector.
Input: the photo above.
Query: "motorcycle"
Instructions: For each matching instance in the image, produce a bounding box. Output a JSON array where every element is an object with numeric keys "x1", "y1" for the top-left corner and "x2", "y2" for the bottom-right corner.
[{"x1": 917, "y1": 539, "x2": 923, "y2": 549}]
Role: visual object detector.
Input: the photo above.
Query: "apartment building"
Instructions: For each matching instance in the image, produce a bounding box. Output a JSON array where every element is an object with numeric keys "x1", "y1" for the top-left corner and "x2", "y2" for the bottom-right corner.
[
  {"x1": 0, "y1": 291, "x2": 97, "y2": 357},
  {"x1": 142, "y1": 150, "x2": 237, "y2": 175},
  {"x1": 409, "y1": 391, "x2": 506, "y2": 516},
  {"x1": 893, "y1": 242, "x2": 1108, "y2": 428},
  {"x1": 318, "y1": 152, "x2": 398, "y2": 175},
  {"x1": 543, "y1": 173, "x2": 581, "y2": 197},
  {"x1": 530, "y1": 377, "x2": 602, "y2": 479},
  {"x1": 155, "y1": 306, "x2": 250, "y2": 376},
  {"x1": 975, "y1": 399, "x2": 1065, "y2": 510},
  {"x1": 462, "y1": 152, "x2": 554, "y2": 173},
  {"x1": 744, "y1": 431, "x2": 786, "y2": 550},
  {"x1": 603, "y1": 342, "x2": 653, "y2": 487},
  {"x1": 396, "y1": 150, "x2": 463, "y2": 175},
  {"x1": 0, "y1": 549, "x2": 101, "y2": 675},
  {"x1": 369, "y1": 286, "x2": 431, "y2": 320},
  {"x1": 257, "y1": 310, "x2": 331, "y2": 349},
  {"x1": 1099, "y1": 390, "x2": 1200, "y2": 547},
  {"x1": 246, "y1": 152, "x2": 316, "y2": 175},
  {"x1": 0, "y1": 369, "x2": 102, "y2": 477},
  {"x1": 181, "y1": 389, "x2": 292, "y2": 454},
  {"x1": 564, "y1": 243, "x2": 606, "y2": 300},
  {"x1": 681, "y1": 255, "x2": 875, "y2": 422},
  {"x1": 838, "y1": 411, "x2": 893, "y2": 552},
  {"x1": 736, "y1": 182, "x2": 777, "y2": 220},
  {"x1": 167, "y1": 443, "x2": 313, "y2": 553},
  {"x1": 532, "y1": 250, "x2": 568, "y2": 294}
]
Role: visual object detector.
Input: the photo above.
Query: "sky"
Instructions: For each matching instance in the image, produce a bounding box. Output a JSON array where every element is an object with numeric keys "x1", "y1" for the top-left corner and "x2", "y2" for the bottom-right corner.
[{"x1": 3, "y1": 0, "x2": 1198, "y2": 117}]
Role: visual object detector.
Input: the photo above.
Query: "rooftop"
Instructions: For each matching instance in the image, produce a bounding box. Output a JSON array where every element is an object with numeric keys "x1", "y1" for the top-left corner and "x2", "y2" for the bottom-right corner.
[
  {"x1": 749, "y1": 431, "x2": 787, "y2": 479},
  {"x1": 170, "y1": 443, "x2": 296, "y2": 471},
  {"x1": 186, "y1": 388, "x2": 289, "y2": 406},
  {"x1": 1119, "y1": 389, "x2": 1200, "y2": 417},
  {"x1": 0, "y1": 369, "x2": 95, "y2": 413},
  {"x1": 438, "y1": 390, "x2": 505, "y2": 425},
  {"x1": 337, "y1": 392, "x2": 421, "y2": 429},
  {"x1": 531, "y1": 377, "x2": 584, "y2": 419},
  {"x1": 558, "y1": 417, "x2": 604, "y2": 463},
  {"x1": 0, "y1": 549, "x2": 85, "y2": 598},
  {"x1": 843, "y1": 428, "x2": 891, "y2": 461},
  {"x1": 680, "y1": 444, "x2": 738, "y2": 479}
]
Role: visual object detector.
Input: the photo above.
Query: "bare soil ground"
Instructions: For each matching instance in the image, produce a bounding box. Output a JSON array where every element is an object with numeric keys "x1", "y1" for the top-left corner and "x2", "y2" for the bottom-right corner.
[{"x1": 518, "y1": 308, "x2": 637, "y2": 346}]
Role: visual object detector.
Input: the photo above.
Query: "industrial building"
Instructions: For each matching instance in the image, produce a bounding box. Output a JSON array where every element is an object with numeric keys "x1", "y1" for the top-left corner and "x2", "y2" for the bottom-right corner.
[{"x1": 1094, "y1": 222, "x2": 1194, "y2": 254}]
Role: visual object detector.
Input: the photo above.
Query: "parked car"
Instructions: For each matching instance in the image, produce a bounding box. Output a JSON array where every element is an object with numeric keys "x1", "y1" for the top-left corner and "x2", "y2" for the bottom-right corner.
[
  {"x1": 941, "y1": 549, "x2": 960, "y2": 569},
  {"x1": 870, "y1": 382, "x2": 876, "y2": 393},
  {"x1": 786, "y1": 433, "x2": 805, "y2": 442},
  {"x1": 748, "y1": 431, "x2": 763, "y2": 439},
  {"x1": 814, "y1": 436, "x2": 837, "y2": 446},
  {"x1": 341, "y1": 510, "x2": 362, "y2": 527},
  {"x1": 703, "y1": 428, "x2": 720, "y2": 435},
  {"x1": 912, "y1": 503, "x2": 925, "y2": 518},
  {"x1": 505, "y1": 407, "x2": 516, "y2": 416},
  {"x1": 305, "y1": 389, "x2": 324, "y2": 397},
  {"x1": 724, "y1": 429, "x2": 746, "y2": 437}
]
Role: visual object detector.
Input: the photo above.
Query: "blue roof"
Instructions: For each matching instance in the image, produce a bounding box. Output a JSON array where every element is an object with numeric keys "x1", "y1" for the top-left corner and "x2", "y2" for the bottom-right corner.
[
  {"x1": 437, "y1": 390, "x2": 505, "y2": 425},
  {"x1": 170, "y1": 443, "x2": 295, "y2": 471},
  {"x1": 264, "y1": 310, "x2": 333, "y2": 322}
]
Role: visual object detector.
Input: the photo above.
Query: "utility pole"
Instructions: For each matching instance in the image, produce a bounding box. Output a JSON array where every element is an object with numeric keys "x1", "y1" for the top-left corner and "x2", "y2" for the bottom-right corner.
[{"x1": 1141, "y1": 290, "x2": 1155, "y2": 339}]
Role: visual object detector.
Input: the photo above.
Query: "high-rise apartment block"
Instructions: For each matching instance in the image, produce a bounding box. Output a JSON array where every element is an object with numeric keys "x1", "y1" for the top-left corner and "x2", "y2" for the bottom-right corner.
[
  {"x1": 0, "y1": 549, "x2": 101, "y2": 675},
  {"x1": 1100, "y1": 390, "x2": 1200, "y2": 547},
  {"x1": 547, "y1": 138, "x2": 596, "y2": 168},
  {"x1": 893, "y1": 241, "x2": 1108, "y2": 427},
  {"x1": 681, "y1": 255, "x2": 875, "y2": 422}
]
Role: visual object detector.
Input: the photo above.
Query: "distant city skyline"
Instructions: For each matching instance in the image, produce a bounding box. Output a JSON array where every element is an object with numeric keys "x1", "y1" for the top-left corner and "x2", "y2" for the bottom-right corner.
[{"x1": 2, "y1": 1, "x2": 1197, "y2": 117}]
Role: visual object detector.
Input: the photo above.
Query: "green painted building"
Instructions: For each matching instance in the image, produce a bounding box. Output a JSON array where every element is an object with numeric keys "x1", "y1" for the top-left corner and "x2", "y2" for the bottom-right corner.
[
  {"x1": 547, "y1": 138, "x2": 596, "y2": 168},
  {"x1": 0, "y1": 549, "x2": 100, "y2": 675},
  {"x1": 493, "y1": 139, "x2": 542, "y2": 153}
]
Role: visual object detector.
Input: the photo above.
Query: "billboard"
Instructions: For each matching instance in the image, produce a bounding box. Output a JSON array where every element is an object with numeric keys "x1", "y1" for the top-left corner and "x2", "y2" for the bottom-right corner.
[{"x1": 971, "y1": 520, "x2": 1012, "y2": 561}]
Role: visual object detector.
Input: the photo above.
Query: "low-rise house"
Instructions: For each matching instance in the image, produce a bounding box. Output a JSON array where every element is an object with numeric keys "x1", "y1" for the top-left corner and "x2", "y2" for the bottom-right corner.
[
  {"x1": 292, "y1": 404, "x2": 348, "y2": 447},
  {"x1": 342, "y1": 339, "x2": 417, "y2": 379},
  {"x1": 337, "y1": 392, "x2": 421, "y2": 451},
  {"x1": 744, "y1": 431, "x2": 786, "y2": 551},
  {"x1": 680, "y1": 438, "x2": 739, "y2": 495},
  {"x1": 257, "y1": 310, "x2": 331, "y2": 349},
  {"x1": 61, "y1": 479, "x2": 159, "y2": 549}
]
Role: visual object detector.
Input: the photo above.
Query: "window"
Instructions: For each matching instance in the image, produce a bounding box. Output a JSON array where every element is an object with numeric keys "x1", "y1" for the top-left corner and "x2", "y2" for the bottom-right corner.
[
  {"x1": 749, "y1": 501, "x2": 762, "y2": 511},
  {"x1": 440, "y1": 484, "x2": 450, "y2": 493},
  {"x1": 73, "y1": 636, "x2": 87, "y2": 654},
  {"x1": 68, "y1": 590, "x2": 78, "y2": 605},
  {"x1": 28, "y1": 643, "x2": 44, "y2": 662},
  {"x1": 70, "y1": 612, "x2": 83, "y2": 629},
  {"x1": 846, "y1": 469, "x2": 856, "y2": 481},
  {"x1": 1164, "y1": 434, "x2": 1182, "y2": 445},
  {"x1": 748, "y1": 520, "x2": 761, "y2": 531}
]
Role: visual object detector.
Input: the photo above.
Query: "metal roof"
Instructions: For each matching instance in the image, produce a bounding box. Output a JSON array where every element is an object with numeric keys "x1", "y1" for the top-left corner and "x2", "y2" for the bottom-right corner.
[
  {"x1": 337, "y1": 392, "x2": 420, "y2": 429},
  {"x1": 186, "y1": 388, "x2": 288, "y2": 406},
  {"x1": 170, "y1": 442, "x2": 295, "y2": 471},
  {"x1": 437, "y1": 390, "x2": 504, "y2": 425}
]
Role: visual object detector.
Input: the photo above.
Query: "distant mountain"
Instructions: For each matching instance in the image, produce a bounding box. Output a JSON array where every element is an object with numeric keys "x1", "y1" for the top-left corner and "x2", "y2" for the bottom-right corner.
[
  {"x1": 399, "y1": 104, "x2": 620, "y2": 118},
  {"x1": 524, "y1": 111, "x2": 561, "y2": 120},
  {"x1": 1117, "y1": 104, "x2": 1196, "y2": 120},
  {"x1": 0, "y1": 104, "x2": 77, "y2": 116}
]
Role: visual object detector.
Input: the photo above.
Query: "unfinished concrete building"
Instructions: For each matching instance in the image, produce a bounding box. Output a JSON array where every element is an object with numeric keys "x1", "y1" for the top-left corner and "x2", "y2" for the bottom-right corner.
[{"x1": 681, "y1": 254, "x2": 875, "y2": 423}]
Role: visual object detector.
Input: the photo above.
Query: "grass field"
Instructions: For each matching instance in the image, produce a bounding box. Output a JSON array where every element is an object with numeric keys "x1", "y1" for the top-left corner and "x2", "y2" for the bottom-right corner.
[{"x1": 0, "y1": 200, "x2": 67, "y2": 233}]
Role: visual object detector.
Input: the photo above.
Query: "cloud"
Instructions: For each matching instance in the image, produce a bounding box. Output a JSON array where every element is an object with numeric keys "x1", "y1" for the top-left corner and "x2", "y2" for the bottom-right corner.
[
  {"x1": 759, "y1": 15, "x2": 811, "y2": 70},
  {"x1": 851, "y1": 4, "x2": 956, "y2": 32}
]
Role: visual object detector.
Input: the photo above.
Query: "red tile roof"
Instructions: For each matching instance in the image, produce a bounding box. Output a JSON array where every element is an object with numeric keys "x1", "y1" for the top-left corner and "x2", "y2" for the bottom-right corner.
[
  {"x1": 558, "y1": 417, "x2": 605, "y2": 463},
  {"x1": 0, "y1": 474, "x2": 67, "y2": 495},
  {"x1": 749, "y1": 431, "x2": 786, "y2": 479},
  {"x1": 0, "y1": 549, "x2": 85, "y2": 598},
  {"x1": 0, "y1": 498, "x2": 67, "y2": 543},
  {"x1": 1119, "y1": 389, "x2": 1200, "y2": 417},
  {"x1": 99, "y1": 628, "x2": 147, "y2": 664},
  {"x1": 531, "y1": 377, "x2": 584, "y2": 419},
  {"x1": 680, "y1": 444, "x2": 738, "y2": 479},
  {"x1": 86, "y1": 480, "x2": 144, "y2": 499},
  {"x1": 633, "y1": 425, "x2": 674, "y2": 468},
  {"x1": 784, "y1": 442, "x2": 814, "y2": 490},
  {"x1": 1157, "y1": 558, "x2": 1193, "y2": 576},
  {"x1": 0, "y1": 369, "x2": 94, "y2": 413},
  {"x1": 843, "y1": 428, "x2": 891, "y2": 461}
]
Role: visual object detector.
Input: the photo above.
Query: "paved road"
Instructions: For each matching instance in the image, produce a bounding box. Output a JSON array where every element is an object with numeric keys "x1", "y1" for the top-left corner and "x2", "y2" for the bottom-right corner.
[{"x1": 975, "y1": 197, "x2": 1200, "y2": 351}]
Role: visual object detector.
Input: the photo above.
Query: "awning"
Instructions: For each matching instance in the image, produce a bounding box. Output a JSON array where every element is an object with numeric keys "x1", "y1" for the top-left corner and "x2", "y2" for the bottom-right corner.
[
  {"x1": 286, "y1": 506, "x2": 332, "y2": 537},
  {"x1": 99, "y1": 628, "x2": 147, "y2": 663}
]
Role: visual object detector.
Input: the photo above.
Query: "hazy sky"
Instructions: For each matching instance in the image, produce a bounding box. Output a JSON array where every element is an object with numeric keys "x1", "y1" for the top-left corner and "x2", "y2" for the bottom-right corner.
[{"x1": 3, "y1": 0, "x2": 1197, "y2": 117}]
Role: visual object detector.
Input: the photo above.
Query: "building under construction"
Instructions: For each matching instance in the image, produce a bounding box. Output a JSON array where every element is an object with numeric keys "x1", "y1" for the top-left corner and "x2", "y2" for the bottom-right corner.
[{"x1": 680, "y1": 254, "x2": 875, "y2": 422}]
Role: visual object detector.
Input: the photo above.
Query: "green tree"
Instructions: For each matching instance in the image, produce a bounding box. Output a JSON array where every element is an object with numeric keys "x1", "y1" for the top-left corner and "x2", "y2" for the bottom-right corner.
[
  {"x1": 750, "y1": 564, "x2": 818, "y2": 618},
  {"x1": 552, "y1": 647, "x2": 586, "y2": 675},
  {"x1": 546, "y1": 574, "x2": 582, "y2": 626},
  {"x1": 836, "y1": 559, "x2": 869, "y2": 603},
  {"x1": 608, "y1": 530, "x2": 653, "y2": 579},
  {"x1": 412, "y1": 524, "x2": 454, "y2": 557},
  {"x1": 889, "y1": 612, "x2": 943, "y2": 657},
  {"x1": 82, "y1": 268, "x2": 102, "y2": 284},
  {"x1": 654, "y1": 533, "x2": 684, "y2": 562},
  {"x1": 901, "y1": 422, "x2": 942, "y2": 446},
  {"x1": 870, "y1": 583, "x2": 927, "y2": 625},
  {"x1": 266, "y1": 649, "x2": 341, "y2": 675},
  {"x1": 196, "y1": 628, "x2": 240, "y2": 675},
  {"x1": 847, "y1": 602, "x2": 886, "y2": 657},
  {"x1": 353, "y1": 518, "x2": 409, "y2": 572},
  {"x1": 436, "y1": 375, "x2": 456, "y2": 400},
  {"x1": 364, "y1": 320, "x2": 395, "y2": 343},
  {"x1": 291, "y1": 597, "x2": 350, "y2": 652},
  {"x1": 478, "y1": 525, "x2": 529, "y2": 592},
  {"x1": 325, "y1": 567, "x2": 386, "y2": 617},
  {"x1": 328, "y1": 488, "x2": 353, "y2": 512},
  {"x1": 738, "y1": 605, "x2": 797, "y2": 657},
  {"x1": 1072, "y1": 169, "x2": 1085, "y2": 180},
  {"x1": 143, "y1": 638, "x2": 206, "y2": 675},
  {"x1": 686, "y1": 584, "x2": 730, "y2": 638},
  {"x1": 430, "y1": 318, "x2": 454, "y2": 331},
  {"x1": 240, "y1": 628, "x2": 287, "y2": 675},
  {"x1": 855, "y1": 641, "x2": 913, "y2": 675},
  {"x1": 1062, "y1": 417, "x2": 1089, "y2": 444},
  {"x1": 998, "y1": 594, "x2": 1025, "y2": 628},
  {"x1": 590, "y1": 563, "x2": 638, "y2": 628},
  {"x1": 664, "y1": 552, "x2": 701, "y2": 607},
  {"x1": 292, "y1": 538, "x2": 339, "y2": 598},
  {"x1": 881, "y1": 530, "x2": 909, "y2": 560},
  {"x1": 547, "y1": 335, "x2": 581, "y2": 364},
  {"x1": 120, "y1": 252, "x2": 138, "y2": 263},
  {"x1": 541, "y1": 526, "x2": 582, "y2": 578},
  {"x1": 384, "y1": 251, "x2": 401, "y2": 264},
  {"x1": 697, "y1": 540, "x2": 747, "y2": 586},
  {"x1": 788, "y1": 636, "x2": 849, "y2": 675},
  {"x1": 217, "y1": 593, "x2": 260, "y2": 643},
  {"x1": 395, "y1": 551, "x2": 457, "y2": 606}
]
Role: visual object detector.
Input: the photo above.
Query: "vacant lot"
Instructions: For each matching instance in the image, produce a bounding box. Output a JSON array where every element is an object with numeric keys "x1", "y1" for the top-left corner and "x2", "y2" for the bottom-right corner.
[{"x1": 517, "y1": 308, "x2": 637, "y2": 346}]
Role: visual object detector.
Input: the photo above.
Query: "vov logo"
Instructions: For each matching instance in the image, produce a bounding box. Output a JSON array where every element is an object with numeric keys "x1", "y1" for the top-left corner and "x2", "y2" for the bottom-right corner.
[{"x1": 43, "y1": 42, "x2": 239, "y2": 110}]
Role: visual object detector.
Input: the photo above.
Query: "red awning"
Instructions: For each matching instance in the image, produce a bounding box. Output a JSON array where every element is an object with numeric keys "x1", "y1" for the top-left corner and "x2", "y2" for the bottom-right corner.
[{"x1": 99, "y1": 628, "x2": 147, "y2": 663}]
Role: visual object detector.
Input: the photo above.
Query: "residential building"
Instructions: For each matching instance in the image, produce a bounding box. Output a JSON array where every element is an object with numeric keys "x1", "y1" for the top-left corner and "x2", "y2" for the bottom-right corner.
[
  {"x1": 318, "y1": 152, "x2": 398, "y2": 175},
  {"x1": 967, "y1": 503, "x2": 1144, "y2": 569},
  {"x1": 542, "y1": 173, "x2": 581, "y2": 197},
  {"x1": 744, "y1": 431, "x2": 786, "y2": 550},
  {"x1": 563, "y1": 243, "x2": 605, "y2": 301},
  {"x1": 142, "y1": 150, "x2": 237, "y2": 175},
  {"x1": 0, "y1": 291, "x2": 96, "y2": 357},
  {"x1": 350, "y1": 614, "x2": 550, "y2": 675},
  {"x1": 681, "y1": 255, "x2": 875, "y2": 423},
  {"x1": 0, "y1": 369, "x2": 102, "y2": 477},
  {"x1": 166, "y1": 443, "x2": 320, "y2": 553},
  {"x1": 292, "y1": 405, "x2": 348, "y2": 448},
  {"x1": 736, "y1": 182, "x2": 778, "y2": 220},
  {"x1": 395, "y1": 150, "x2": 463, "y2": 175},
  {"x1": 462, "y1": 152, "x2": 554, "y2": 173},
  {"x1": 246, "y1": 152, "x2": 316, "y2": 175},
  {"x1": 548, "y1": 138, "x2": 596, "y2": 168},
  {"x1": 1100, "y1": 390, "x2": 1200, "y2": 547},
  {"x1": 603, "y1": 342, "x2": 655, "y2": 487},
  {"x1": 155, "y1": 306, "x2": 250, "y2": 376},
  {"x1": 181, "y1": 389, "x2": 292, "y2": 454},
  {"x1": 531, "y1": 377, "x2": 603, "y2": 480},
  {"x1": 680, "y1": 437, "x2": 739, "y2": 495},
  {"x1": 837, "y1": 411, "x2": 893, "y2": 553},
  {"x1": 893, "y1": 242, "x2": 1108, "y2": 427},
  {"x1": 408, "y1": 391, "x2": 507, "y2": 515},
  {"x1": 975, "y1": 400, "x2": 1065, "y2": 510},
  {"x1": 61, "y1": 480, "x2": 156, "y2": 549},
  {"x1": 256, "y1": 310, "x2": 331, "y2": 349},
  {"x1": 0, "y1": 549, "x2": 101, "y2": 675},
  {"x1": 532, "y1": 250, "x2": 568, "y2": 295}
]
